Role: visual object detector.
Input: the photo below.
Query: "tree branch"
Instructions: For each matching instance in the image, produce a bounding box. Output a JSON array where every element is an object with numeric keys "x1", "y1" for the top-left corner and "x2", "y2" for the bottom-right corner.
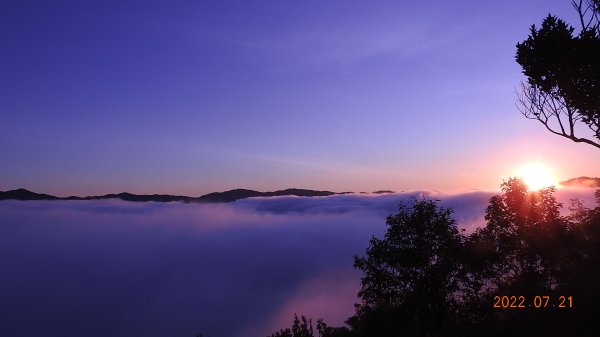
[{"x1": 516, "y1": 82, "x2": 600, "y2": 150}]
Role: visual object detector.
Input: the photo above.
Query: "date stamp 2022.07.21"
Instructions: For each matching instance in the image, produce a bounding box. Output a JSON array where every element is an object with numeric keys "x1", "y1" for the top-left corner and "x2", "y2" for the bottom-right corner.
[{"x1": 493, "y1": 295, "x2": 573, "y2": 309}]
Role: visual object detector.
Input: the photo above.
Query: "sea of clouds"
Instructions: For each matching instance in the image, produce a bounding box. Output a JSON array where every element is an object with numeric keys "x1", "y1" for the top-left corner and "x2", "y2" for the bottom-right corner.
[{"x1": 0, "y1": 188, "x2": 595, "y2": 337}]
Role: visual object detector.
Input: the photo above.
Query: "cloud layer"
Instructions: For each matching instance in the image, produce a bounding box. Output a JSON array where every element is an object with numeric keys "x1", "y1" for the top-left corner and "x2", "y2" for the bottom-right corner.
[{"x1": 0, "y1": 188, "x2": 595, "y2": 337}]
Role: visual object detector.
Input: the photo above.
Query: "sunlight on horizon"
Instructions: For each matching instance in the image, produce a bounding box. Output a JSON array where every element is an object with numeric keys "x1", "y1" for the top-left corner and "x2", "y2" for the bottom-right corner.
[{"x1": 516, "y1": 162, "x2": 558, "y2": 191}]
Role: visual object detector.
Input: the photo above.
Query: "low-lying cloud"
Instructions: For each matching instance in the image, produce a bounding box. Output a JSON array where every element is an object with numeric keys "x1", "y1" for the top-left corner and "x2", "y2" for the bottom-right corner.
[{"x1": 0, "y1": 188, "x2": 595, "y2": 337}]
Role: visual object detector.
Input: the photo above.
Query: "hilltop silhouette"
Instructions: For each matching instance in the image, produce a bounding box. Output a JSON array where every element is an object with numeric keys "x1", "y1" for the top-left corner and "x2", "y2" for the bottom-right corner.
[
  {"x1": 560, "y1": 176, "x2": 600, "y2": 188},
  {"x1": 3, "y1": 177, "x2": 599, "y2": 202},
  {"x1": 0, "y1": 188, "x2": 342, "y2": 203}
]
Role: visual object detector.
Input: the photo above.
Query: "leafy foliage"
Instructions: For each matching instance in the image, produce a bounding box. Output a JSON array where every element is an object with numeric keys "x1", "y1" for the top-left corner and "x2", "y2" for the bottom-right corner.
[
  {"x1": 515, "y1": 1, "x2": 600, "y2": 148},
  {"x1": 349, "y1": 199, "x2": 465, "y2": 336},
  {"x1": 469, "y1": 178, "x2": 564, "y2": 294}
]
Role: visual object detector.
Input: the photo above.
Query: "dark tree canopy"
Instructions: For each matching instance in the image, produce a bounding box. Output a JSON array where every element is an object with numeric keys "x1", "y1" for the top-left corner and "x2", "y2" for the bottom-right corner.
[
  {"x1": 468, "y1": 179, "x2": 566, "y2": 300},
  {"x1": 516, "y1": 0, "x2": 600, "y2": 148},
  {"x1": 268, "y1": 179, "x2": 600, "y2": 337},
  {"x1": 349, "y1": 199, "x2": 467, "y2": 337}
]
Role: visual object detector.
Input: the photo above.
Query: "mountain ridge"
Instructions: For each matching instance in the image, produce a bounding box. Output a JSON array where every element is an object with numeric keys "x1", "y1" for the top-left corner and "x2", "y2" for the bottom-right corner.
[
  {"x1": 0, "y1": 188, "x2": 341, "y2": 203},
  {"x1": 4, "y1": 176, "x2": 599, "y2": 202},
  {"x1": 559, "y1": 176, "x2": 600, "y2": 188}
]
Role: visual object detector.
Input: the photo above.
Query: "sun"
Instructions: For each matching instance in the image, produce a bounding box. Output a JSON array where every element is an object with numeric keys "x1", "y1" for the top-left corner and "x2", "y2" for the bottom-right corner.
[{"x1": 517, "y1": 162, "x2": 557, "y2": 191}]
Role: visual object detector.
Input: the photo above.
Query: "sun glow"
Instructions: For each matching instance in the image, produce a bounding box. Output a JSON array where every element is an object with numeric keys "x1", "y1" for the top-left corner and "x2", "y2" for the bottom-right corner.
[{"x1": 517, "y1": 162, "x2": 557, "y2": 191}]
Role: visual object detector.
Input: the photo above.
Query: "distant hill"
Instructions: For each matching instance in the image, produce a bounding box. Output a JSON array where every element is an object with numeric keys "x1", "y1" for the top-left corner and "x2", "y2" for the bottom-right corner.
[
  {"x1": 373, "y1": 190, "x2": 395, "y2": 194},
  {"x1": 197, "y1": 189, "x2": 265, "y2": 203},
  {"x1": 198, "y1": 188, "x2": 336, "y2": 203},
  {"x1": 264, "y1": 188, "x2": 336, "y2": 198},
  {"x1": 0, "y1": 188, "x2": 60, "y2": 201},
  {"x1": 68, "y1": 192, "x2": 195, "y2": 203},
  {"x1": 560, "y1": 176, "x2": 600, "y2": 188},
  {"x1": 0, "y1": 188, "x2": 338, "y2": 203}
]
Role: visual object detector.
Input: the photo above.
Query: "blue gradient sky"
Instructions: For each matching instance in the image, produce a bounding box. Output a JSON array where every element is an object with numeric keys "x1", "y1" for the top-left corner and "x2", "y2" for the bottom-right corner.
[{"x1": 2, "y1": 0, "x2": 598, "y2": 196}]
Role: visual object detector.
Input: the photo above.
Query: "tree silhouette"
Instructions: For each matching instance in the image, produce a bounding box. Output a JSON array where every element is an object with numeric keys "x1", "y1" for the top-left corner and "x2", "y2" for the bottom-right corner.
[
  {"x1": 516, "y1": 0, "x2": 600, "y2": 148},
  {"x1": 349, "y1": 199, "x2": 466, "y2": 337},
  {"x1": 556, "y1": 189, "x2": 600, "y2": 333},
  {"x1": 469, "y1": 178, "x2": 564, "y2": 295},
  {"x1": 268, "y1": 314, "x2": 351, "y2": 337},
  {"x1": 269, "y1": 314, "x2": 314, "y2": 337},
  {"x1": 465, "y1": 178, "x2": 600, "y2": 336},
  {"x1": 268, "y1": 179, "x2": 600, "y2": 337}
]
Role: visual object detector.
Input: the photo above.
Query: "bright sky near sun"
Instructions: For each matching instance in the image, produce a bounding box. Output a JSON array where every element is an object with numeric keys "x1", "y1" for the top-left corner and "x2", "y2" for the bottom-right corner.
[
  {"x1": 1, "y1": 0, "x2": 599, "y2": 196},
  {"x1": 516, "y1": 162, "x2": 558, "y2": 191}
]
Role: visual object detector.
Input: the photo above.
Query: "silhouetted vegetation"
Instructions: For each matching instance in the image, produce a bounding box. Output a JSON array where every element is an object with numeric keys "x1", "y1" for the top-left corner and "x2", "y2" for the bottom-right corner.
[
  {"x1": 349, "y1": 199, "x2": 465, "y2": 337},
  {"x1": 270, "y1": 178, "x2": 600, "y2": 336},
  {"x1": 268, "y1": 314, "x2": 351, "y2": 337},
  {"x1": 516, "y1": 0, "x2": 600, "y2": 148}
]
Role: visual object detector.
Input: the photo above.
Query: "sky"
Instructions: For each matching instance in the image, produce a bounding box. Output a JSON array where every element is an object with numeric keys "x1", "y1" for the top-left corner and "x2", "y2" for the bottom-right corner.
[
  {"x1": 1, "y1": 188, "x2": 595, "y2": 337},
  {"x1": 2, "y1": 0, "x2": 599, "y2": 196}
]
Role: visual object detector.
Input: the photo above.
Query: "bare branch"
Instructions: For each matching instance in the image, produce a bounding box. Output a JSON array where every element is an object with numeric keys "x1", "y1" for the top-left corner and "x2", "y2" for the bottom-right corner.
[
  {"x1": 516, "y1": 82, "x2": 600, "y2": 149},
  {"x1": 573, "y1": 0, "x2": 588, "y2": 30},
  {"x1": 572, "y1": 0, "x2": 600, "y2": 32}
]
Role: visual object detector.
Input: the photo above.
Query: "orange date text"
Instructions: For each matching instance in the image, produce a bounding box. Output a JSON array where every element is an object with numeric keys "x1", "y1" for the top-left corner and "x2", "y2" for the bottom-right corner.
[{"x1": 493, "y1": 295, "x2": 573, "y2": 309}]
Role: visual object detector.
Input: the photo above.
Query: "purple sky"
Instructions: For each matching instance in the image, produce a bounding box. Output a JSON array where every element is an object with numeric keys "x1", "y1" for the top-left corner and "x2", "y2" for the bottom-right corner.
[{"x1": 2, "y1": 0, "x2": 598, "y2": 196}]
